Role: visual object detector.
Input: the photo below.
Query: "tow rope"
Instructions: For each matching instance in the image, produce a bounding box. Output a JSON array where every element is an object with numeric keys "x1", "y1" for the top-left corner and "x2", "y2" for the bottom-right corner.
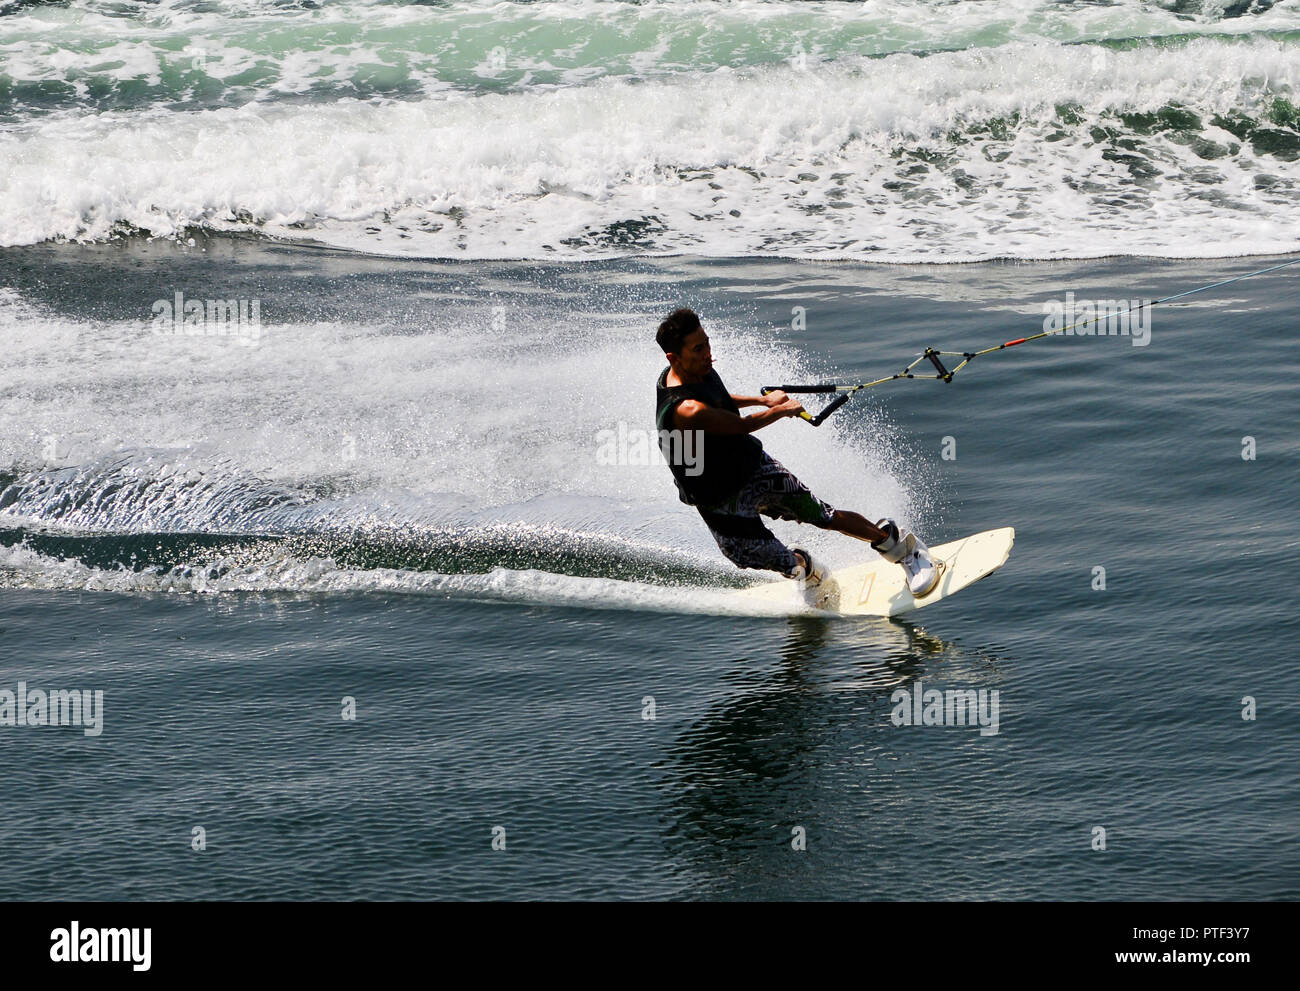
[{"x1": 761, "y1": 255, "x2": 1300, "y2": 426}]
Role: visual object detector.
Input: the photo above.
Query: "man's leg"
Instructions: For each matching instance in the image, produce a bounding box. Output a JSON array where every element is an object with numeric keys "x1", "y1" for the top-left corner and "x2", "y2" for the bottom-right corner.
[
  {"x1": 699, "y1": 509, "x2": 802, "y2": 578},
  {"x1": 743, "y1": 464, "x2": 886, "y2": 544},
  {"x1": 752, "y1": 455, "x2": 940, "y2": 596},
  {"x1": 821, "y1": 509, "x2": 889, "y2": 545}
]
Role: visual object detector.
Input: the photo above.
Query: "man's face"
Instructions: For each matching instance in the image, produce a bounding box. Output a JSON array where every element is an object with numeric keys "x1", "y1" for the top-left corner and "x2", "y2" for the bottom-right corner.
[{"x1": 673, "y1": 327, "x2": 713, "y2": 377}]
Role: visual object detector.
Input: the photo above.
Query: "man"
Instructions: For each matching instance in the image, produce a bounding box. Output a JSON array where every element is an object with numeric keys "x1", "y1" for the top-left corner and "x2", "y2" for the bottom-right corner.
[{"x1": 654, "y1": 307, "x2": 938, "y2": 597}]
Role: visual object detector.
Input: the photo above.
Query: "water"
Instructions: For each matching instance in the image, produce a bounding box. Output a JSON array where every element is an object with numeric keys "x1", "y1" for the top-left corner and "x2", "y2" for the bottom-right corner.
[
  {"x1": 1, "y1": 240, "x2": 1296, "y2": 899},
  {"x1": 3, "y1": 1, "x2": 1300, "y2": 258},
  {"x1": 1, "y1": 0, "x2": 1298, "y2": 900}
]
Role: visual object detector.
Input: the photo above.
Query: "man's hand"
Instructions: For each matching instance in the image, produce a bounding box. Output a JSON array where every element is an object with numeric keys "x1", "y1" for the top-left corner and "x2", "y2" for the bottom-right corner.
[
  {"x1": 760, "y1": 391, "x2": 805, "y2": 418},
  {"x1": 777, "y1": 397, "x2": 806, "y2": 418}
]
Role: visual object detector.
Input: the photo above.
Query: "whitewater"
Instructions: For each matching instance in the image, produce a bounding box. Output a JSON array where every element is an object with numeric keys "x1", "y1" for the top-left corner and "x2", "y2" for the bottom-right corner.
[{"x1": 2, "y1": 0, "x2": 1298, "y2": 260}]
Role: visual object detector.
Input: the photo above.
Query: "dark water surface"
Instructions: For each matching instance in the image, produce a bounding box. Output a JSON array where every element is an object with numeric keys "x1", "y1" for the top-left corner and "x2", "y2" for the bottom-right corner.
[{"x1": 1, "y1": 240, "x2": 1296, "y2": 899}]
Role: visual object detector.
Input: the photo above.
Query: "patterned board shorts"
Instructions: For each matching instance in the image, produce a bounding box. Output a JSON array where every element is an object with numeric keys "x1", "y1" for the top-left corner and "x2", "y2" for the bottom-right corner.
[{"x1": 696, "y1": 452, "x2": 837, "y2": 577}]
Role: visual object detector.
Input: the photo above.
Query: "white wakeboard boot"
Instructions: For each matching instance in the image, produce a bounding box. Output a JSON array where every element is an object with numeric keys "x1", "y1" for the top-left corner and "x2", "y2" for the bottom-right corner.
[
  {"x1": 871, "y1": 519, "x2": 940, "y2": 597},
  {"x1": 789, "y1": 547, "x2": 826, "y2": 604}
]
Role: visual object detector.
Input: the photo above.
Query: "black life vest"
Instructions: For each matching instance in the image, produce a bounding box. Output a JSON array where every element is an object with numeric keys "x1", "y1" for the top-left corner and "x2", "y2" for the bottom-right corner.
[{"x1": 655, "y1": 366, "x2": 763, "y2": 507}]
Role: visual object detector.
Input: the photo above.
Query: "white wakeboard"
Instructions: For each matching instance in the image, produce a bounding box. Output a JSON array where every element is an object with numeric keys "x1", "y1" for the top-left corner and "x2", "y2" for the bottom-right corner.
[{"x1": 730, "y1": 527, "x2": 1015, "y2": 617}]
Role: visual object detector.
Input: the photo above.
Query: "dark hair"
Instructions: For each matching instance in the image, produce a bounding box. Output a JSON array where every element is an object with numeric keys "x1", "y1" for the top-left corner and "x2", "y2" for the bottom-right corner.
[{"x1": 656, "y1": 308, "x2": 701, "y2": 355}]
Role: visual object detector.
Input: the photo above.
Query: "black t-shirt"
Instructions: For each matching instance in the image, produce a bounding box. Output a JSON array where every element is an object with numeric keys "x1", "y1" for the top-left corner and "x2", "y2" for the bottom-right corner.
[{"x1": 655, "y1": 366, "x2": 763, "y2": 506}]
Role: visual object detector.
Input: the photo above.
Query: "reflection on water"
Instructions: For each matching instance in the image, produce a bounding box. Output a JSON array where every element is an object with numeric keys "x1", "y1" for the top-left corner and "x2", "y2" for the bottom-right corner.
[{"x1": 659, "y1": 614, "x2": 1009, "y2": 896}]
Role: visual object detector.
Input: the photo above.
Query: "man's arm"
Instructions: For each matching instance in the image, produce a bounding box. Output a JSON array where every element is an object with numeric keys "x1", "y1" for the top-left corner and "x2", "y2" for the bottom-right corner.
[
  {"x1": 674, "y1": 396, "x2": 804, "y2": 434},
  {"x1": 731, "y1": 391, "x2": 785, "y2": 409}
]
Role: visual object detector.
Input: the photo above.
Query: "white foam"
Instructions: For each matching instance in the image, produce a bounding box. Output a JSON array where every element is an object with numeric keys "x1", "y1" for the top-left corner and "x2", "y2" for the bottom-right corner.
[
  {"x1": 4, "y1": 0, "x2": 1299, "y2": 111},
  {"x1": 0, "y1": 539, "x2": 827, "y2": 617},
  {"x1": 3, "y1": 37, "x2": 1298, "y2": 260},
  {"x1": 0, "y1": 283, "x2": 917, "y2": 580}
]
